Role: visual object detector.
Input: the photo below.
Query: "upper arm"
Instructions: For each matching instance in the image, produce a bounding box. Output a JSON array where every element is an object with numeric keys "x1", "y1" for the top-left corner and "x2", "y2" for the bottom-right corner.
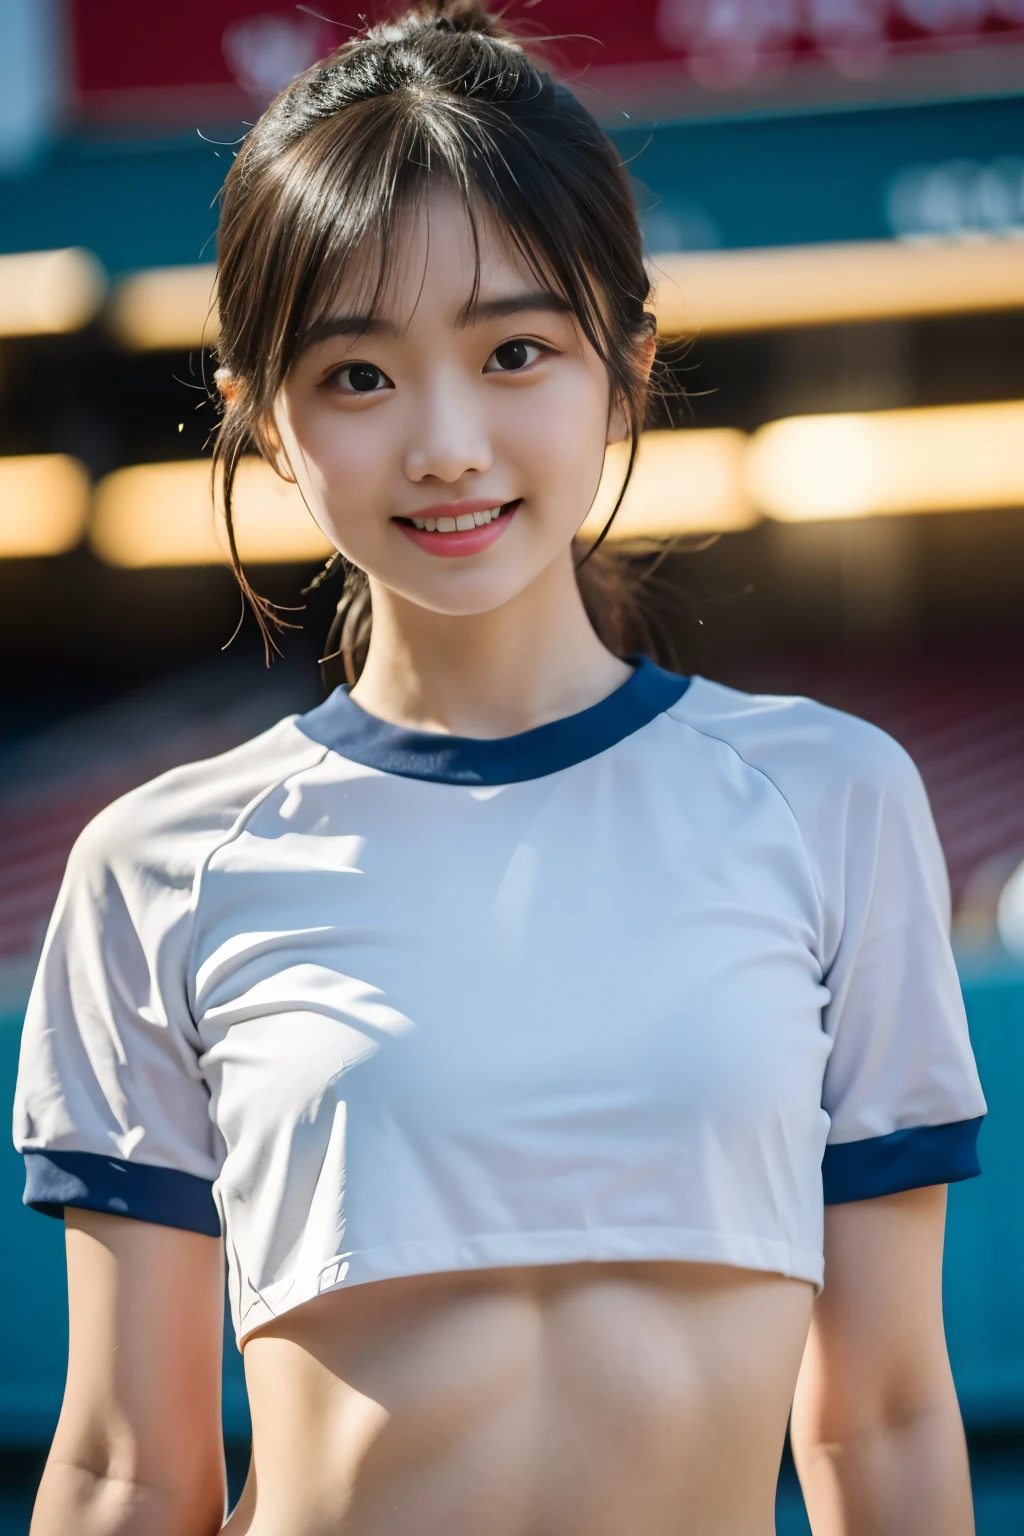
[
  {"x1": 32, "y1": 1210, "x2": 226, "y2": 1536},
  {"x1": 790, "y1": 1189, "x2": 977, "y2": 1536},
  {"x1": 793, "y1": 1186, "x2": 954, "y2": 1440}
]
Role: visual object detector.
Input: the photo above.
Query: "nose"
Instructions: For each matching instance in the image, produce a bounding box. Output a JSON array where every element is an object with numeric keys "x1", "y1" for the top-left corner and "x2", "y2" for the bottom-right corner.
[{"x1": 403, "y1": 369, "x2": 493, "y2": 485}]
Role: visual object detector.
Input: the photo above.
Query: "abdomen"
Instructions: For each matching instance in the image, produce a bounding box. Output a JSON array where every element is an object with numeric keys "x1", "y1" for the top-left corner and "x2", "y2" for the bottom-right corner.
[{"x1": 232, "y1": 1259, "x2": 814, "y2": 1536}]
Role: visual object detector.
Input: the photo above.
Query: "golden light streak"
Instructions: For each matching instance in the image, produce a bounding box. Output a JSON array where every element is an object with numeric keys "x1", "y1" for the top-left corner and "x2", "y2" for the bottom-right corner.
[
  {"x1": 580, "y1": 429, "x2": 755, "y2": 540},
  {"x1": 0, "y1": 456, "x2": 91, "y2": 556},
  {"x1": 0, "y1": 250, "x2": 106, "y2": 338},
  {"x1": 90, "y1": 458, "x2": 333, "y2": 566},
  {"x1": 652, "y1": 240, "x2": 1024, "y2": 336},
  {"x1": 106, "y1": 265, "x2": 219, "y2": 350},
  {"x1": 746, "y1": 400, "x2": 1024, "y2": 522}
]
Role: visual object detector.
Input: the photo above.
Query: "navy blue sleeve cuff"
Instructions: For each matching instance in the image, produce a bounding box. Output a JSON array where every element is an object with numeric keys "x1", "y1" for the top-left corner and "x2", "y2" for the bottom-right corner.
[
  {"x1": 822, "y1": 1116, "x2": 983, "y2": 1205},
  {"x1": 23, "y1": 1149, "x2": 221, "y2": 1237}
]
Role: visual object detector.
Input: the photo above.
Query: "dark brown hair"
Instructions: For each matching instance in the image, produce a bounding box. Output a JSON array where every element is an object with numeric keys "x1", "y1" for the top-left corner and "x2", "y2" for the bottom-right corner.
[{"x1": 213, "y1": 0, "x2": 668, "y2": 681}]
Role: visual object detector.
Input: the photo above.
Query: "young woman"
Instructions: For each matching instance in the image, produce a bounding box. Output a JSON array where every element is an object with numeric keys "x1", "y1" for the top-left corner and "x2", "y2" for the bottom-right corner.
[{"x1": 14, "y1": 4, "x2": 986, "y2": 1533}]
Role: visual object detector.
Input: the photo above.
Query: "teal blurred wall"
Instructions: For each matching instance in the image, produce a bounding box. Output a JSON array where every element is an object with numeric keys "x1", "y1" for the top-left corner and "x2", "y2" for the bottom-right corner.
[
  {"x1": 942, "y1": 967, "x2": 1024, "y2": 1428},
  {"x1": 1, "y1": 95, "x2": 1022, "y2": 271},
  {"x1": 1, "y1": 966, "x2": 1022, "y2": 1447}
]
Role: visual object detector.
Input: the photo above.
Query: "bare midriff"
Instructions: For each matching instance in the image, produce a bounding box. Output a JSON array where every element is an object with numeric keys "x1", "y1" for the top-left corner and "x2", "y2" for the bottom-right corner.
[{"x1": 224, "y1": 1261, "x2": 814, "y2": 1536}]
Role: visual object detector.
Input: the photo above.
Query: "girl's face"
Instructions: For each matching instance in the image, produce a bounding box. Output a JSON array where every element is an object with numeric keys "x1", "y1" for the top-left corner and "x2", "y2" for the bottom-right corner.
[{"x1": 272, "y1": 190, "x2": 630, "y2": 618}]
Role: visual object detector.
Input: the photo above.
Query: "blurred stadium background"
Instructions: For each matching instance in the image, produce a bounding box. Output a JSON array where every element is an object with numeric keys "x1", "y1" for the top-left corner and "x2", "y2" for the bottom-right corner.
[{"x1": 1, "y1": 1, "x2": 1023, "y2": 1529}]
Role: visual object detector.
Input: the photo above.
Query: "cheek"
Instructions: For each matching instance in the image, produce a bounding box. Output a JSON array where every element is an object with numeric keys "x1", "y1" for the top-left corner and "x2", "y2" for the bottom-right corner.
[
  {"x1": 284, "y1": 409, "x2": 391, "y2": 538},
  {"x1": 299, "y1": 411, "x2": 385, "y2": 489},
  {"x1": 500, "y1": 372, "x2": 610, "y2": 503}
]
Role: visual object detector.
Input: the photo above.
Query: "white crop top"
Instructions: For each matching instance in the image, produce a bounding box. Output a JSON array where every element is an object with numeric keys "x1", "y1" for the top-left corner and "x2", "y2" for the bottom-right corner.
[{"x1": 13, "y1": 660, "x2": 986, "y2": 1344}]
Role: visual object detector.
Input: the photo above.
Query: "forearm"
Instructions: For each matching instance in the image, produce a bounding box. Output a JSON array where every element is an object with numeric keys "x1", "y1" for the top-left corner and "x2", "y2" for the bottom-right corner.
[
  {"x1": 30, "y1": 1455, "x2": 225, "y2": 1536},
  {"x1": 793, "y1": 1399, "x2": 974, "y2": 1536}
]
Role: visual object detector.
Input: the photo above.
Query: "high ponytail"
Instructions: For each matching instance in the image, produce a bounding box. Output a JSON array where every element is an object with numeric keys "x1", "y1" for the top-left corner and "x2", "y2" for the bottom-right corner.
[{"x1": 382, "y1": 0, "x2": 517, "y2": 38}]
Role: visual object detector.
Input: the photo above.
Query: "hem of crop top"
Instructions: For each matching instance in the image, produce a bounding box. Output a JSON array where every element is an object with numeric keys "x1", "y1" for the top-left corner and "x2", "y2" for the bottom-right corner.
[{"x1": 230, "y1": 1226, "x2": 828, "y2": 1343}]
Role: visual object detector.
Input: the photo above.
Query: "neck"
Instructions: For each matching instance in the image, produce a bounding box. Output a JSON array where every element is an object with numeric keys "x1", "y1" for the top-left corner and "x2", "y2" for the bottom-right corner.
[{"x1": 350, "y1": 552, "x2": 632, "y2": 739}]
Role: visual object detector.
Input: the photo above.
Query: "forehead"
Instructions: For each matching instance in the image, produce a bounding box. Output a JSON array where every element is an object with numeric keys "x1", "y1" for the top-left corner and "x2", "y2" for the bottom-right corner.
[{"x1": 323, "y1": 186, "x2": 559, "y2": 326}]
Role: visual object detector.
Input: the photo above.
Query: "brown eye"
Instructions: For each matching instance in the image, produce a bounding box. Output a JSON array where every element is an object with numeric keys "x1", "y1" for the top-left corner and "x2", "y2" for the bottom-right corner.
[
  {"x1": 335, "y1": 362, "x2": 393, "y2": 393},
  {"x1": 484, "y1": 339, "x2": 542, "y2": 373}
]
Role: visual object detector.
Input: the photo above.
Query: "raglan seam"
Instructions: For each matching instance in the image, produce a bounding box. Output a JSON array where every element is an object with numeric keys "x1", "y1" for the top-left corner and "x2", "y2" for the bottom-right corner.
[
  {"x1": 663, "y1": 699, "x2": 828, "y2": 965},
  {"x1": 185, "y1": 733, "x2": 331, "y2": 1023}
]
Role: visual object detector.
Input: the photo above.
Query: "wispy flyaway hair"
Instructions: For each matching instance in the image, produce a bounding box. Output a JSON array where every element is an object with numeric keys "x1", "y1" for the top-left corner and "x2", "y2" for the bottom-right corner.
[{"x1": 213, "y1": 0, "x2": 661, "y2": 679}]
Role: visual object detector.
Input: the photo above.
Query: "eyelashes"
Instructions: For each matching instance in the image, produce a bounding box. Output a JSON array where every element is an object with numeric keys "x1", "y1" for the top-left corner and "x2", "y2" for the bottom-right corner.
[
  {"x1": 323, "y1": 336, "x2": 554, "y2": 395},
  {"x1": 331, "y1": 362, "x2": 395, "y2": 394},
  {"x1": 483, "y1": 339, "x2": 547, "y2": 373}
]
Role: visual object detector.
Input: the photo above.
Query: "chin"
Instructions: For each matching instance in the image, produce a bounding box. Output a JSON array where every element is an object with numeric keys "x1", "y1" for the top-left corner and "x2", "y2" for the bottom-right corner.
[
  {"x1": 398, "y1": 576, "x2": 536, "y2": 619},
  {"x1": 374, "y1": 544, "x2": 557, "y2": 616}
]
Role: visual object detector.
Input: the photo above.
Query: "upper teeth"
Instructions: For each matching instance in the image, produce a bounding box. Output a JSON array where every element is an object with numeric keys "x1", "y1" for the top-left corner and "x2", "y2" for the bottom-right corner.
[{"x1": 410, "y1": 506, "x2": 504, "y2": 531}]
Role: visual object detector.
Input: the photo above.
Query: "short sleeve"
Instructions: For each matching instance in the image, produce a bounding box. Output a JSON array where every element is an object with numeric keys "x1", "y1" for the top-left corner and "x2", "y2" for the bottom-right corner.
[
  {"x1": 12, "y1": 802, "x2": 223, "y2": 1236},
  {"x1": 820, "y1": 738, "x2": 986, "y2": 1204}
]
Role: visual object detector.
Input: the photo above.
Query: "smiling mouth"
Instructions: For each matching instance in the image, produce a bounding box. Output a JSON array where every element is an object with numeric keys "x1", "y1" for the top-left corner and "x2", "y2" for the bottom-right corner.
[{"x1": 395, "y1": 500, "x2": 520, "y2": 533}]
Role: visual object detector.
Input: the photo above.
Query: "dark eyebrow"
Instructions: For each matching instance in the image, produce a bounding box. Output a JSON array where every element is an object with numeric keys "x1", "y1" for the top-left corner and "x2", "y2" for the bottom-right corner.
[
  {"x1": 296, "y1": 314, "x2": 399, "y2": 356},
  {"x1": 459, "y1": 290, "x2": 574, "y2": 326},
  {"x1": 296, "y1": 290, "x2": 573, "y2": 357}
]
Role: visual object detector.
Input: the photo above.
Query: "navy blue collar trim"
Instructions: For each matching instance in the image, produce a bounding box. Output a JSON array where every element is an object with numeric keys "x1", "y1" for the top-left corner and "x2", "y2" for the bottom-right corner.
[{"x1": 296, "y1": 656, "x2": 690, "y2": 785}]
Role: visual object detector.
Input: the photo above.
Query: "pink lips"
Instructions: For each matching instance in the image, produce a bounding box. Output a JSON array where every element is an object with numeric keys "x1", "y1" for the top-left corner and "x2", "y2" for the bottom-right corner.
[{"x1": 395, "y1": 500, "x2": 520, "y2": 559}]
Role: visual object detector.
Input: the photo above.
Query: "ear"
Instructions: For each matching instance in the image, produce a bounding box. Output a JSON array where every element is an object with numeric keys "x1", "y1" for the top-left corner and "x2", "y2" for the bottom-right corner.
[
  {"x1": 261, "y1": 405, "x2": 298, "y2": 485},
  {"x1": 606, "y1": 330, "x2": 657, "y2": 446}
]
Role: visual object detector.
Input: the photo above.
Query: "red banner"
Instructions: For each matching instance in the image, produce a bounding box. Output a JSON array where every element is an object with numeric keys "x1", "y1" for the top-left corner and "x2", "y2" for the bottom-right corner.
[{"x1": 70, "y1": 1, "x2": 1024, "y2": 116}]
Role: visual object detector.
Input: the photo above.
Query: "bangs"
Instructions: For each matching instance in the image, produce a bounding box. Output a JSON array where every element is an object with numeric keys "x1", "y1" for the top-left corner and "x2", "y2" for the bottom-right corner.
[
  {"x1": 298, "y1": 181, "x2": 593, "y2": 360},
  {"x1": 222, "y1": 91, "x2": 622, "y2": 405}
]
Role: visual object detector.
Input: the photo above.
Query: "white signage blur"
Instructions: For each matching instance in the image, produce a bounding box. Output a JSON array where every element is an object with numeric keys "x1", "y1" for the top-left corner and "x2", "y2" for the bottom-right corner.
[
  {"x1": 657, "y1": 0, "x2": 1024, "y2": 83},
  {"x1": 222, "y1": 13, "x2": 326, "y2": 105},
  {"x1": 0, "y1": 0, "x2": 63, "y2": 171}
]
